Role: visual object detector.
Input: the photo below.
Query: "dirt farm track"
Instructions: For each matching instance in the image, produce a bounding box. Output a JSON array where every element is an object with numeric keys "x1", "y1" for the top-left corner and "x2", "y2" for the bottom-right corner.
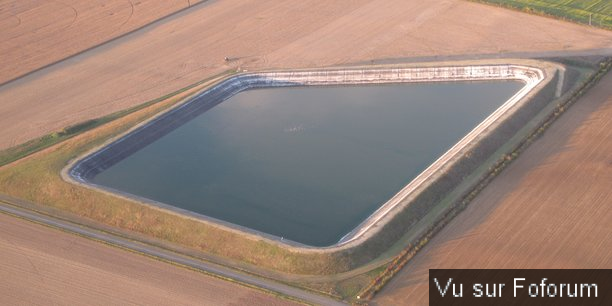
[{"x1": 0, "y1": 0, "x2": 612, "y2": 304}]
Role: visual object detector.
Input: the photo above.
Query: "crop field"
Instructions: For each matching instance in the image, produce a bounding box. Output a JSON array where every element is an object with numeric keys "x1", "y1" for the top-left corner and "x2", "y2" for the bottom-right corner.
[
  {"x1": 473, "y1": 0, "x2": 612, "y2": 29},
  {"x1": 0, "y1": 0, "x2": 203, "y2": 84}
]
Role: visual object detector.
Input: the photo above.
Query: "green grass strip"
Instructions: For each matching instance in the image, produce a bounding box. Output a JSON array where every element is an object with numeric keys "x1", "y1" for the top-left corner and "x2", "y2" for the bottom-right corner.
[{"x1": 469, "y1": 0, "x2": 612, "y2": 29}]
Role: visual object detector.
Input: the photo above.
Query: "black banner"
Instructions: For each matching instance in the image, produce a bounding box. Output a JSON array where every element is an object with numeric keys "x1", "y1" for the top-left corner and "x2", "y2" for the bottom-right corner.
[{"x1": 430, "y1": 269, "x2": 611, "y2": 306}]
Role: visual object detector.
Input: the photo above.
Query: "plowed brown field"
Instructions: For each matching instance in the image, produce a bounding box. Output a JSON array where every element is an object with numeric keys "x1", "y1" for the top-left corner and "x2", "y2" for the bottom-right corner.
[
  {"x1": 0, "y1": 0, "x2": 611, "y2": 149},
  {"x1": 0, "y1": 0, "x2": 204, "y2": 84},
  {"x1": 373, "y1": 71, "x2": 612, "y2": 306},
  {"x1": 0, "y1": 213, "x2": 297, "y2": 306}
]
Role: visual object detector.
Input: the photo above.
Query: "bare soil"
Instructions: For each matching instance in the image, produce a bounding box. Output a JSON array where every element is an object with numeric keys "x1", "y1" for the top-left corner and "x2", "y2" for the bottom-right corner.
[
  {"x1": 0, "y1": 0, "x2": 204, "y2": 84},
  {"x1": 373, "y1": 71, "x2": 612, "y2": 306},
  {"x1": 0, "y1": 213, "x2": 297, "y2": 306},
  {"x1": 0, "y1": 0, "x2": 611, "y2": 149}
]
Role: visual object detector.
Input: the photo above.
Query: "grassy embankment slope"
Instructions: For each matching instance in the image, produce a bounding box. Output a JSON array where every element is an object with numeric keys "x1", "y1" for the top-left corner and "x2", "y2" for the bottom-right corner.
[
  {"x1": 0, "y1": 60, "x2": 607, "y2": 300},
  {"x1": 471, "y1": 0, "x2": 612, "y2": 29}
]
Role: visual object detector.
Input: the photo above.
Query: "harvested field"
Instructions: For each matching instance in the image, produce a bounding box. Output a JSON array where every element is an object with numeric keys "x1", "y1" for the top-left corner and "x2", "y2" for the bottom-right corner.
[
  {"x1": 373, "y1": 71, "x2": 612, "y2": 305},
  {"x1": 0, "y1": 213, "x2": 296, "y2": 306},
  {"x1": 1, "y1": 0, "x2": 611, "y2": 150},
  {"x1": 0, "y1": 0, "x2": 204, "y2": 84}
]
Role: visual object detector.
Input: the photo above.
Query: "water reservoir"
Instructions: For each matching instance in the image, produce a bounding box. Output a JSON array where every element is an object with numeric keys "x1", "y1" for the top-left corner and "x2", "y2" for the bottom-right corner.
[{"x1": 87, "y1": 80, "x2": 523, "y2": 246}]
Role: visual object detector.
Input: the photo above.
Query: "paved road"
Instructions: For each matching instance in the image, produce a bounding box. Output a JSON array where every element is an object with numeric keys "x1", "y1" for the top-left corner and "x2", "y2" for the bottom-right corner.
[{"x1": 0, "y1": 195, "x2": 345, "y2": 306}]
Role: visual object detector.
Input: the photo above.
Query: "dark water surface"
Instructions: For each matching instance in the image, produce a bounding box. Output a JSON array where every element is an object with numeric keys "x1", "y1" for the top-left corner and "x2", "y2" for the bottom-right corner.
[{"x1": 92, "y1": 81, "x2": 523, "y2": 246}]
